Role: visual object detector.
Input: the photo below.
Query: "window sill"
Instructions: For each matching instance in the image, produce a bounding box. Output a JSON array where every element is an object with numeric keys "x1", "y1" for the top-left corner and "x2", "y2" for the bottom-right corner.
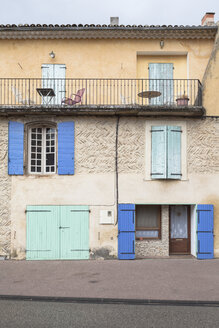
[
  {"x1": 143, "y1": 178, "x2": 189, "y2": 182},
  {"x1": 136, "y1": 237, "x2": 161, "y2": 241},
  {"x1": 25, "y1": 173, "x2": 56, "y2": 177}
]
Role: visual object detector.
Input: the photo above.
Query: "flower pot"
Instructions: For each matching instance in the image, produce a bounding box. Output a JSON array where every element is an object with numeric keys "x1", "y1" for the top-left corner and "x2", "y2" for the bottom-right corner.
[{"x1": 176, "y1": 97, "x2": 189, "y2": 106}]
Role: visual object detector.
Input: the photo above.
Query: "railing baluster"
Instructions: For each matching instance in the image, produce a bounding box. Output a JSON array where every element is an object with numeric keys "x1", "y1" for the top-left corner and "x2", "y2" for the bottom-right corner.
[{"x1": 0, "y1": 77, "x2": 202, "y2": 108}]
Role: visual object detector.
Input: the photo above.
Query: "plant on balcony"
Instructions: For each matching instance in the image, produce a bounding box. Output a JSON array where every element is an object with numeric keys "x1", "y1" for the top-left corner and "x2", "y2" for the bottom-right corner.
[{"x1": 176, "y1": 93, "x2": 189, "y2": 106}]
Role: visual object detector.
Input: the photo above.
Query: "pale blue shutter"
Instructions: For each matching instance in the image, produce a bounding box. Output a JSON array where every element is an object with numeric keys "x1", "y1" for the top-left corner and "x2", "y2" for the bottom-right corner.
[
  {"x1": 58, "y1": 122, "x2": 75, "y2": 175},
  {"x1": 8, "y1": 121, "x2": 24, "y2": 175},
  {"x1": 151, "y1": 126, "x2": 167, "y2": 179},
  {"x1": 41, "y1": 64, "x2": 54, "y2": 104},
  {"x1": 54, "y1": 64, "x2": 66, "y2": 105},
  {"x1": 149, "y1": 63, "x2": 173, "y2": 105},
  {"x1": 42, "y1": 64, "x2": 66, "y2": 105},
  {"x1": 167, "y1": 126, "x2": 182, "y2": 179}
]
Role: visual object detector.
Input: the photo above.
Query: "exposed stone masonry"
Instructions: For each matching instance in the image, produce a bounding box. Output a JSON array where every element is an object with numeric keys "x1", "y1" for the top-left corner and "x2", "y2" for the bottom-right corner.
[
  {"x1": 0, "y1": 119, "x2": 11, "y2": 257},
  {"x1": 187, "y1": 118, "x2": 219, "y2": 173}
]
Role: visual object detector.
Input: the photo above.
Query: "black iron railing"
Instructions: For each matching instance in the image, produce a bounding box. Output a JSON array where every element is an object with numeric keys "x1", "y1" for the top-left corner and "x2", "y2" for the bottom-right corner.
[{"x1": 0, "y1": 78, "x2": 202, "y2": 107}]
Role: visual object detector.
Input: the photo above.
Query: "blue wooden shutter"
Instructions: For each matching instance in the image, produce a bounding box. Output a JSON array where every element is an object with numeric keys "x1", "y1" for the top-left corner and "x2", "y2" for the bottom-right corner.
[
  {"x1": 118, "y1": 204, "x2": 135, "y2": 260},
  {"x1": 197, "y1": 205, "x2": 214, "y2": 259},
  {"x1": 8, "y1": 121, "x2": 24, "y2": 175},
  {"x1": 149, "y1": 63, "x2": 173, "y2": 105},
  {"x1": 151, "y1": 126, "x2": 167, "y2": 179},
  {"x1": 58, "y1": 122, "x2": 75, "y2": 175},
  {"x1": 167, "y1": 126, "x2": 182, "y2": 179}
]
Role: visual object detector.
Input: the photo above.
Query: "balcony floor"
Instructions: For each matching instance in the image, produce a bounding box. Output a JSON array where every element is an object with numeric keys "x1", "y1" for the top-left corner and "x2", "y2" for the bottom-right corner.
[{"x1": 0, "y1": 104, "x2": 205, "y2": 117}]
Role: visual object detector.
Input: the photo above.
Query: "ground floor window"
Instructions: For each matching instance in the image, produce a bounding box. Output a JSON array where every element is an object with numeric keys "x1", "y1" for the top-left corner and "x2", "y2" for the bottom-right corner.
[
  {"x1": 136, "y1": 205, "x2": 161, "y2": 239},
  {"x1": 28, "y1": 126, "x2": 56, "y2": 174}
]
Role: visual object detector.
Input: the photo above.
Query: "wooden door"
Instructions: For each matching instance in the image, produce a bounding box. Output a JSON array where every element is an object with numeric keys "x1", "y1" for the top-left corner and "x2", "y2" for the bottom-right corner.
[
  {"x1": 169, "y1": 205, "x2": 190, "y2": 254},
  {"x1": 26, "y1": 205, "x2": 60, "y2": 260},
  {"x1": 26, "y1": 205, "x2": 89, "y2": 260},
  {"x1": 60, "y1": 206, "x2": 89, "y2": 260}
]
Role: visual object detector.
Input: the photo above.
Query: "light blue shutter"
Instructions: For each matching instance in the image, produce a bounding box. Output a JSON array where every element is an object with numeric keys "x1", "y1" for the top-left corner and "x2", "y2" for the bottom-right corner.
[
  {"x1": 118, "y1": 204, "x2": 135, "y2": 260},
  {"x1": 54, "y1": 64, "x2": 66, "y2": 105},
  {"x1": 8, "y1": 121, "x2": 24, "y2": 175},
  {"x1": 197, "y1": 205, "x2": 214, "y2": 259},
  {"x1": 42, "y1": 64, "x2": 66, "y2": 105},
  {"x1": 41, "y1": 64, "x2": 54, "y2": 104},
  {"x1": 149, "y1": 63, "x2": 173, "y2": 105},
  {"x1": 167, "y1": 126, "x2": 182, "y2": 179},
  {"x1": 58, "y1": 122, "x2": 75, "y2": 175},
  {"x1": 151, "y1": 126, "x2": 167, "y2": 179}
]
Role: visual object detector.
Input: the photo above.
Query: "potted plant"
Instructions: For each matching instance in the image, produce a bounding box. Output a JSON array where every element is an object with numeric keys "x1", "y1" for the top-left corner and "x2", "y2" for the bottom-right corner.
[{"x1": 176, "y1": 94, "x2": 189, "y2": 106}]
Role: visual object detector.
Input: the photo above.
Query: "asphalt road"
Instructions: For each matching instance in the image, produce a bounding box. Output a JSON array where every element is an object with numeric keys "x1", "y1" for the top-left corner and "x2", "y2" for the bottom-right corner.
[{"x1": 0, "y1": 300, "x2": 218, "y2": 328}]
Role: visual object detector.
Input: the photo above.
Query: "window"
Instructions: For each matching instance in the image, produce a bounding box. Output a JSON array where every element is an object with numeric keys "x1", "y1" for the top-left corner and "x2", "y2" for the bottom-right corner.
[
  {"x1": 151, "y1": 125, "x2": 182, "y2": 179},
  {"x1": 28, "y1": 126, "x2": 56, "y2": 174},
  {"x1": 136, "y1": 205, "x2": 161, "y2": 239},
  {"x1": 8, "y1": 121, "x2": 75, "y2": 176}
]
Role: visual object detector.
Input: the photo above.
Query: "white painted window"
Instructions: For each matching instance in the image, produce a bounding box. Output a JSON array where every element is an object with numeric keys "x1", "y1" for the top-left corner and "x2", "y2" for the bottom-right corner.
[{"x1": 28, "y1": 127, "x2": 56, "y2": 174}]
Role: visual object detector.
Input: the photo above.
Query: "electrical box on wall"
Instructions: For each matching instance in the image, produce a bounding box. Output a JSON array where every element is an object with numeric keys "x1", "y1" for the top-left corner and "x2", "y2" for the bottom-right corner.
[{"x1": 99, "y1": 210, "x2": 114, "y2": 224}]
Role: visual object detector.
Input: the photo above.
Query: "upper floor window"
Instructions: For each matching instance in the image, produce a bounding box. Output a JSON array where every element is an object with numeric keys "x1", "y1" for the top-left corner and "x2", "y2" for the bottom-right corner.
[
  {"x1": 28, "y1": 126, "x2": 56, "y2": 174},
  {"x1": 151, "y1": 125, "x2": 182, "y2": 179}
]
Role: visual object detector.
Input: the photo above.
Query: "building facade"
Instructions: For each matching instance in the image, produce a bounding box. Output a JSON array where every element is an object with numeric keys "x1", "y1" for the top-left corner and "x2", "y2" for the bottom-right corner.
[{"x1": 0, "y1": 13, "x2": 218, "y2": 260}]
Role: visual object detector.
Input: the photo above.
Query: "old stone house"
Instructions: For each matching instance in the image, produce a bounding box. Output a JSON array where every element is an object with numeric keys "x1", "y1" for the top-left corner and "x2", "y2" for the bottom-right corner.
[{"x1": 0, "y1": 13, "x2": 218, "y2": 260}]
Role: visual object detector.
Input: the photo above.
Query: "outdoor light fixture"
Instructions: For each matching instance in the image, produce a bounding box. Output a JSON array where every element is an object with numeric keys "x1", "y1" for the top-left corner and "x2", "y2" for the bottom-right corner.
[
  {"x1": 49, "y1": 51, "x2": 55, "y2": 58},
  {"x1": 160, "y1": 40, "x2": 164, "y2": 49}
]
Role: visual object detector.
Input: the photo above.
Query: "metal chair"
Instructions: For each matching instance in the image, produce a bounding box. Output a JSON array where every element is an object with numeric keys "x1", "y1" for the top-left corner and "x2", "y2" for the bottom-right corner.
[{"x1": 62, "y1": 88, "x2": 85, "y2": 105}]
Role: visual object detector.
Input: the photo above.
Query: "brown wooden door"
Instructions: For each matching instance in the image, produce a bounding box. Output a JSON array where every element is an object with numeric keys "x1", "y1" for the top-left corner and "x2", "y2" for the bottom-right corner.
[{"x1": 169, "y1": 205, "x2": 190, "y2": 254}]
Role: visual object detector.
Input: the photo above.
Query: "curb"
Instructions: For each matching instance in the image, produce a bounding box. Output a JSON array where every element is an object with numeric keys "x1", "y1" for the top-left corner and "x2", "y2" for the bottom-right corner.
[{"x1": 0, "y1": 295, "x2": 219, "y2": 307}]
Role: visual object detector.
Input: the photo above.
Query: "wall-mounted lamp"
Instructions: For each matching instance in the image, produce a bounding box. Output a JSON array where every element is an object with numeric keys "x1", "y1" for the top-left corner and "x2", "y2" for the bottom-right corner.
[
  {"x1": 49, "y1": 51, "x2": 55, "y2": 59},
  {"x1": 160, "y1": 40, "x2": 164, "y2": 49}
]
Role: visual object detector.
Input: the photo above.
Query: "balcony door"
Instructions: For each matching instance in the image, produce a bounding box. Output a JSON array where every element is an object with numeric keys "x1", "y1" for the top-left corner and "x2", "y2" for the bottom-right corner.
[
  {"x1": 149, "y1": 63, "x2": 173, "y2": 105},
  {"x1": 42, "y1": 64, "x2": 66, "y2": 105}
]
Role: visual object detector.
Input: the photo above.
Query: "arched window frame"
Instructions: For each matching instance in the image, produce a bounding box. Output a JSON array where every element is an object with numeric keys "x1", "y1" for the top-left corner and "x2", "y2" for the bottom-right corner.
[{"x1": 25, "y1": 121, "x2": 57, "y2": 175}]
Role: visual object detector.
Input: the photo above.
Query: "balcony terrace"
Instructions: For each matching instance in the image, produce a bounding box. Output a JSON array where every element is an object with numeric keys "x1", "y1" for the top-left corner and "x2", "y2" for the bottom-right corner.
[{"x1": 0, "y1": 78, "x2": 204, "y2": 117}]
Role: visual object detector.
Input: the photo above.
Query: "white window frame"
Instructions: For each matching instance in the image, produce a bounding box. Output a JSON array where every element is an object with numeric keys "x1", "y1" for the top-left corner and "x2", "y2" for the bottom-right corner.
[
  {"x1": 145, "y1": 120, "x2": 187, "y2": 181},
  {"x1": 28, "y1": 126, "x2": 56, "y2": 175}
]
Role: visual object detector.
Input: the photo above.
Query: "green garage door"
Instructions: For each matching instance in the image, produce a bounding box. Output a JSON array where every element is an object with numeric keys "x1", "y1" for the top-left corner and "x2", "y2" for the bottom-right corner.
[{"x1": 26, "y1": 205, "x2": 89, "y2": 260}]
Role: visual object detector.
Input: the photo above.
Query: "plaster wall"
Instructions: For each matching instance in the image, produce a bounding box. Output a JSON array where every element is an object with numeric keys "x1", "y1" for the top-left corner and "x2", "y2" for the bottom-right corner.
[
  {"x1": 137, "y1": 55, "x2": 187, "y2": 79},
  {"x1": 0, "y1": 38, "x2": 213, "y2": 83},
  {"x1": 191, "y1": 205, "x2": 197, "y2": 257}
]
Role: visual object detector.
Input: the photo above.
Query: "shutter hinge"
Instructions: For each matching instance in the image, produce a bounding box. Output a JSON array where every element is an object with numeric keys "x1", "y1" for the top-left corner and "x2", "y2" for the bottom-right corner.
[
  {"x1": 150, "y1": 129, "x2": 165, "y2": 132},
  {"x1": 170, "y1": 173, "x2": 182, "y2": 176},
  {"x1": 151, "y1": 173, "x2": 163, "y2": 175},
  {"x1": 170, "y1": 129, "x2": 182, "y2": 133}
]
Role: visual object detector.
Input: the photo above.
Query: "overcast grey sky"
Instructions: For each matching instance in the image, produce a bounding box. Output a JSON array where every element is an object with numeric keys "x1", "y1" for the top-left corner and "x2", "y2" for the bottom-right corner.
[{"x1": 0, "y1": 0, "x2": 218, "y2": 26}]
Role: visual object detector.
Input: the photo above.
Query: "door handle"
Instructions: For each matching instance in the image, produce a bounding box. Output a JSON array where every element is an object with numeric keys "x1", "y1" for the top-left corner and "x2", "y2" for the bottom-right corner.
[{"x1": 59, "y1": 226, "x2": 70, "y2": 229}]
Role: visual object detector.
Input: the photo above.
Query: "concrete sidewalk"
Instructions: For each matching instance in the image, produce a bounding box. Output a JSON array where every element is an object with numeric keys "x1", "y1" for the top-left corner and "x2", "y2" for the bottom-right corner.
[{"x1": 0, "y1": 259, "x2": 219, "y2": 302}]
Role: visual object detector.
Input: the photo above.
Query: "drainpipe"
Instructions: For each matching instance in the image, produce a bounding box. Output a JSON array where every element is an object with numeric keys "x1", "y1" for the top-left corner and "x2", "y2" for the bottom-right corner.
[{"x1": 115, "y1": 115, "x2": 120, "y2": 226}]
